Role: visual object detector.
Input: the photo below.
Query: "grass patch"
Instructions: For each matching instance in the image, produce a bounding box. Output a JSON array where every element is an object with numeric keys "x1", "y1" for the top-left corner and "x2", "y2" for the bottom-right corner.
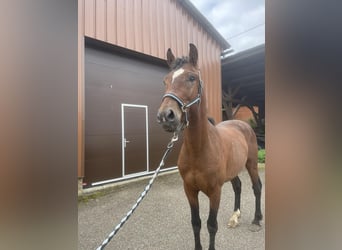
[
  {"x1": 78, "y1": 185, "x2": 125, "y2": 203},
  {"x1": 258, "y1": 149, "x2": 265, "y2": 163}
]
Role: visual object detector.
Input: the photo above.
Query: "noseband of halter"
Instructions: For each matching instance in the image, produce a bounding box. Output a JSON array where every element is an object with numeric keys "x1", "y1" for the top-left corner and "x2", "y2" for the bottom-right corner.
[{"x1": 162, "y1": 71, "x2": 203, "y2": 129}]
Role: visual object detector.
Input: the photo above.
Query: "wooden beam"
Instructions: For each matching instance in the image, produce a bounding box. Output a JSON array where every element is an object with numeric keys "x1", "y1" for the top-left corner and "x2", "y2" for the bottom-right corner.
[
  {"x1": 228, "y1": 72, "x2": 264, "y2": 84},
  {"x1": 223, "y1": 61, "x2": 265, "y2": 73}
]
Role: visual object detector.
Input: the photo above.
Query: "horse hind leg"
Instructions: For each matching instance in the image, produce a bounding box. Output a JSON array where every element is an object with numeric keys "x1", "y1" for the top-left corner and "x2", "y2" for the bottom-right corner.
[
  {"x1": 246, "y1": 159, "x2": 263, "y2": 229},
  {"x1": 252, "y1": 177, "x2": 263, "y2": 225},
  {"x1": 228, "y1": 176, "x2": 241, "y2": 228}
]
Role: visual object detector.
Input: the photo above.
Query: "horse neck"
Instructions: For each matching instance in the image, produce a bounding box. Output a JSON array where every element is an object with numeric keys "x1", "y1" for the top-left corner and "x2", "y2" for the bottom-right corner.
[{"x1": 183, "y1": 92, "x2": 209, "y2": 152}]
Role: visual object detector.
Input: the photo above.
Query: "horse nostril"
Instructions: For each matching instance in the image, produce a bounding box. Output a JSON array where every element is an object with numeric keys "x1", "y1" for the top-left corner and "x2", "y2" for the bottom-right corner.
[
  {"x1": 166, "y1": 109, "x2": 175, "y2": 121},
  {"x1": 157, "y1": 109, "x2": 176, "y2": 124}
]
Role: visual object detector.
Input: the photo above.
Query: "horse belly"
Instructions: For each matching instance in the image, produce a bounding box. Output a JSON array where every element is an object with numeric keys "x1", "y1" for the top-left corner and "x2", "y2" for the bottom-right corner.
[
  {"x1": 228, "y1": 144, "x2": 248, "y2": 179},
  {"x1": 219, "y1": 132, "x2": 248, "y2": 181}
]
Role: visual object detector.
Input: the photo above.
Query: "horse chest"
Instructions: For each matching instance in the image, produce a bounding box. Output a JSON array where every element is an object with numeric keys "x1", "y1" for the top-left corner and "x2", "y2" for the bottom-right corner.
[{"x1": 179, "y1": 163, "x2": 217, "y2": 194}]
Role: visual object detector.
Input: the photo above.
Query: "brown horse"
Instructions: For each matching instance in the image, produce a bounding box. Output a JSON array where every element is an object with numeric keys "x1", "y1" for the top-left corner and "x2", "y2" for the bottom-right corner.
[{"x1": 157, "y1": 44, "x2": 262, "y2": 250}]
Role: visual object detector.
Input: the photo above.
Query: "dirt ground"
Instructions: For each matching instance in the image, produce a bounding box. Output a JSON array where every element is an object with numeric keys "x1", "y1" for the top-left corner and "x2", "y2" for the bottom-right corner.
[{"x1": 78, "y1": 168, "x2": 265, "y2": 250}]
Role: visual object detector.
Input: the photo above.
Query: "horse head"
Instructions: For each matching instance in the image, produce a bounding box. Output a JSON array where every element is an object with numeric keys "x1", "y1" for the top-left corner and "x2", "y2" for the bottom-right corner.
[{"x1": 157, "y1": 43, "x2": 203, "y2": 132}]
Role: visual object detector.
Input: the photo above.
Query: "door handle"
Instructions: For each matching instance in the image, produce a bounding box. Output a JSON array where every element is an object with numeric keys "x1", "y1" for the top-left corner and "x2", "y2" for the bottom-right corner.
[{"x1": 124, "y1": 138, "x2": 130, "y2": 148}]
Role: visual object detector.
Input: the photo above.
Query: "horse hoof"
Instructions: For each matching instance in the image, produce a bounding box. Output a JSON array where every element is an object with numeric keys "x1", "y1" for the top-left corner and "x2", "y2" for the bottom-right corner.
[
  {"x1": 228, "y1": 218, "x2": 239, "y2": 228},
  {"x1": 248, "y1": 223, "x2": 262, "y2": 232},
  {"x1": 228, "y1": 209, "x2": 240, "y2": 228}
]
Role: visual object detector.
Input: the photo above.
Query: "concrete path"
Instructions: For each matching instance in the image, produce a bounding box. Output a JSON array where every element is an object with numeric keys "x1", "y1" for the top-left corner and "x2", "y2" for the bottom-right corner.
[{"x1": 78, "y1": 168, "x2": 265, "y2": 250}]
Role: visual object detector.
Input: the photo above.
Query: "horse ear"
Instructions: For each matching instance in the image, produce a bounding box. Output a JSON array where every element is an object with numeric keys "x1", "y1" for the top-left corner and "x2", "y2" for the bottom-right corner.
[
  {"x1": 166, "y1": 48, "x2": 175, "y2": 68},
  {"x1": 189, "y1": 43, "x2": 198, "y2": 67}
]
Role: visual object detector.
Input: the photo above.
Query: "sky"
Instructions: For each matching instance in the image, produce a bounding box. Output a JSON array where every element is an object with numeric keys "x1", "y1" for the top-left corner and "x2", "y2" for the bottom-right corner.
[{"x1": 189, "y1": 0, "x2": 265, "y2": 54}]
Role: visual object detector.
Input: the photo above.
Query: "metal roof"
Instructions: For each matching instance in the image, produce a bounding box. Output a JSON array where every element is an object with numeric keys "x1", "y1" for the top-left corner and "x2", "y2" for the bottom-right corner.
[
  {"x1": 221, "y1": 44, "x2": 265, "y2": 106},
  {"x1": 178, "y1": 0, "x2": 231, "y2": 50}
]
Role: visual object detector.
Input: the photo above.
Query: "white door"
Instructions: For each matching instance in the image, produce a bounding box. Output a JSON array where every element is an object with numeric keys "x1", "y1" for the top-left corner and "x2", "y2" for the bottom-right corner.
[{"x1": 121, "y1": 104, "x2": 149, "y2": 176}]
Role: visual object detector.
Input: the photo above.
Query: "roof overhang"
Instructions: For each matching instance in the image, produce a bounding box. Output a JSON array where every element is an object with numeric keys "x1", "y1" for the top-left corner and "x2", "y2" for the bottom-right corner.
[{"x1": 221, "y1": 44, "x2": 265, "y2": 106}]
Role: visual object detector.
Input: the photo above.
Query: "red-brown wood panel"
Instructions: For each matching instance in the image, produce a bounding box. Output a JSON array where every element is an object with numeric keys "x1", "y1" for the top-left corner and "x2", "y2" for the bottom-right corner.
[
  {"x1": 175, "y1": 2, "x2": 182, "y2": 56},
  {"x1": 203, "y1": 32, "x2": 208, "y2": 83},
  {"x1": 78, "y1": 0, "x2": 85, "y2": 177},
  {"x1": 142, "y1": 0, "x2": 151, "y2": 54},
  {"x1": 83, "y1": 0, "x2": 225, "y2": 61},
  {"x1": 202, "y1": 34, "x2": 209, "y2": 117},
  {"x1": 169, "y1": 0, "x2": 177, "y2": 53},
  {"x1": 116, "y1": 0, "x2": 126, "y2": 47},
  {"x1": 84, "y1": 0, "x2": 95, "y2": 37},
  {"x1": 215, "y1": 44, "x2": 222, "y2": 122},
  {"x1": 149, "y1": 0, "x2": 158, "y2": 57},
  {"x1": 192, "y1": 18, "x2": 198, "y2": 52},
  {"x1": 95, "y1": 0, "x2": 106, "y2": 40},
  {"x1": 163, "y1": 0, "x2": 171, "y2": 55},
  {"x1": 187, "y1": 14, "x2": 193, "y2": 45},
  {"x1": 125, "y1": 0, "x2": 135, "y2": 50},
  {"x1": 209, "y1": 41, "x2": 216, "y2": 120},
  {"x1": 106, "y1": 0, "x2": 117, "y2": 44},
  {"x1": 211, "y1": 44, "x2": 216, "y2": 120},
  {"x1": 180, "y1": 7, "x2": 188, "y2": 56},
  {"x1": 134, "y1": 0, "x2": 143, "y2": 52},
  {"x1": 197, "y1": 25, "x2": 203, "y2": 67},
  {"x1": 156, "y1": 0, "x2": 165, "y2": 58}
]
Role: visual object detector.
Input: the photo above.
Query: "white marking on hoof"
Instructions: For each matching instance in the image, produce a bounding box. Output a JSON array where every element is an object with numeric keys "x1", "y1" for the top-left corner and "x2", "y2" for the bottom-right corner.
[
  {"x1": 172, "y1": 68, "x2": 184, "y2": 83},
  {"x1": 228, "y1": 209, "x2": 241, "y2": 228}
]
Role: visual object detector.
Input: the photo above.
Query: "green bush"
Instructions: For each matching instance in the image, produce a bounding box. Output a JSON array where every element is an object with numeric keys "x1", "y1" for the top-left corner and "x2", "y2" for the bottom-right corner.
[
  {"x1": 248, "y1": 118, "x2": 257, "y2": 129},
  {"x1": 258, "y1": 149, "x2": 265, "y2": 163}
]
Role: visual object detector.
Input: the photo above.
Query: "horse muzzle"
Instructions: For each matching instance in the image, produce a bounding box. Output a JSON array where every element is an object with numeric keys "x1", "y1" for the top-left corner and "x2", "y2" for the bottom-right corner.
[{"x1": 157, "y1": 107, "x2": 181, "y2": 132}]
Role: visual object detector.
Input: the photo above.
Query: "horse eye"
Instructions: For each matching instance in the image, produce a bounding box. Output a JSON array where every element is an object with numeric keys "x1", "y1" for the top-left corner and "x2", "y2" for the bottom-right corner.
[{"x1": 189, "y1": 75, "x2": 196, "y2": 81}]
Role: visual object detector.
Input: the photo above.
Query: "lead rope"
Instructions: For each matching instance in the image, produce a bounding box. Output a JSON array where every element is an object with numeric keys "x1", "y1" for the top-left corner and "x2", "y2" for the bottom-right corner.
[{"x1": 95, "y1": 132, "x2": 179, "y2": 250}]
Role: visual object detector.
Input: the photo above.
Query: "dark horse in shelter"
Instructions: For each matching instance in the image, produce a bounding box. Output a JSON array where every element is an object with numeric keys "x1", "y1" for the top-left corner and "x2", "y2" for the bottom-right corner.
[{"x1": 157, "y1": 44, "x2": 263, "y2": 250}]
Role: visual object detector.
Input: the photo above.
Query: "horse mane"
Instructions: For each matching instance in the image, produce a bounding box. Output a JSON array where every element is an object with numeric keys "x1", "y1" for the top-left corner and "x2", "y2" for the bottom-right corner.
[
  {"x1": 170, "y1": 56, "x2": 190, "y2": 70},
  {"x1": 208, "y1": 117, "x2": 215, "y2": 125}
]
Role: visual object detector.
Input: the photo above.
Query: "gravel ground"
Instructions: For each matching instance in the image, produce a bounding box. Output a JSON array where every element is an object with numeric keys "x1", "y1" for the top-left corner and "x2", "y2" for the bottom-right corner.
[{"x1": 78, "y1": 168, "x2": 265, "y2": 250}]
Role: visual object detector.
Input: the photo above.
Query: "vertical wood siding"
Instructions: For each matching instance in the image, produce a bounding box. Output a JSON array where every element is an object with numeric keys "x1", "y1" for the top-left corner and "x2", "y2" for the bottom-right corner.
[
  {"x1": 78, "y1": 0, "x2": 85, "y2": 177},
  {"x1": 81, "y1": 0, "x2": 223, "y2": 121}
]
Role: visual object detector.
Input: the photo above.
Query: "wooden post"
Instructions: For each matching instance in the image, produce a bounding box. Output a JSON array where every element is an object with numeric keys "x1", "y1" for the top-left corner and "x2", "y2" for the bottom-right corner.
[{"x1": 78, "y1": 0, "x2": 85, "y2": 179}]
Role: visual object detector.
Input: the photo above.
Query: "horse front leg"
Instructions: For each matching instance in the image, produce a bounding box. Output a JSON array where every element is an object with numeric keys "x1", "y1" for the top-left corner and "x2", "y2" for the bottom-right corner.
[
  {"x1": 191, "y1": 204, "x2": 202, "y2": 250},
  {"x1": 207, "y1": 189, "x2": 221, "y2": 250},
  {"x1": 184, "y1": 185, "x2": 202, "y2": 250}
]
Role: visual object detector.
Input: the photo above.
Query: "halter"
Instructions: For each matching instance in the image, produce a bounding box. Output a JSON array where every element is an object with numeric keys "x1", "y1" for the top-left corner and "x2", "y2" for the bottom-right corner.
[{"x1": 161, "y1": 70, "x2": 203, "y2": 129}]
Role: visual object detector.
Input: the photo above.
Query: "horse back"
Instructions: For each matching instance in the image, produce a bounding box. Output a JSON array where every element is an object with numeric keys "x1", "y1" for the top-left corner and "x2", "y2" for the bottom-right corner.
[{"x1": 218, "y1": 119, "x2": 257, "y2": 143}]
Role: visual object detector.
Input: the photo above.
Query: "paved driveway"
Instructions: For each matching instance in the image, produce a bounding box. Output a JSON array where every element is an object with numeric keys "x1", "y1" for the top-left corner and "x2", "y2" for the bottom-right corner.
[{"x1": 78, "y1": 168, "x2": 265, "y2": 250}]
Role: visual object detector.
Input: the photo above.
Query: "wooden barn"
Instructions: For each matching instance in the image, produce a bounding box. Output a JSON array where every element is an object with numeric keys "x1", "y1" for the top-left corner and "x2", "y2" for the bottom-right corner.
[{"x1": 77, "y1": 0, "x2": 230, "y2": 188}]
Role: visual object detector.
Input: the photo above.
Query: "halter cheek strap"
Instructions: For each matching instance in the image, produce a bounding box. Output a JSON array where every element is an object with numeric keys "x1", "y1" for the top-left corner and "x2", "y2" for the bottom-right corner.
[{"x1": 161, "y1": 71, "x2": 203, "y2": 129}]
